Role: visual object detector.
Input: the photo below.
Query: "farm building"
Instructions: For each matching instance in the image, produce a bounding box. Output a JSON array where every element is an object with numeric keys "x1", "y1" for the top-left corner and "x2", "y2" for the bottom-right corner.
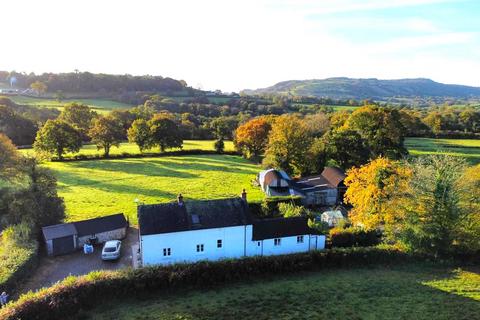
[
  {"x1": 42, "y1": 213, "x2": 128, "y2": 256},
  {"x1": 258, "y1": 167, "x2": 347, "y2": 206},
  {"x1": 137, "y1": 193, "x2": 325, "y2": 266}
]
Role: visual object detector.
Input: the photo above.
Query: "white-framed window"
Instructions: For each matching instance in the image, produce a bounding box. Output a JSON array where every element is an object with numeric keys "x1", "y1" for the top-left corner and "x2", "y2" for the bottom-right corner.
[
  {"x1": 196, "y1": 244, "x2": 204, "y2": 252},
  {"x1": 297, "y1": 236, "x2": 304, "y2": 243},
  {"x1": 163, "y1": 248, "x2": 171, "y2": 256},
  {"x1": 274, "y1": 238, "x2": 281, "y2": 246},
  {"x1": 217, "y1": 239, "x2": 222, "y2": 248}
]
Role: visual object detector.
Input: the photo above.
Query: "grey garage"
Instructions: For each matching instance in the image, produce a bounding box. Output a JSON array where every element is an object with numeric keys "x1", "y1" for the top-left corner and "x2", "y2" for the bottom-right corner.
[{"x1": 42, "y1": 213, "x2": 128, "y2": 256}]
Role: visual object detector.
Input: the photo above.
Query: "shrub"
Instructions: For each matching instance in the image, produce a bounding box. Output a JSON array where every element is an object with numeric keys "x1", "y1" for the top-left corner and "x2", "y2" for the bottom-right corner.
[
  {"x1": 330, "y1": 227, "x2": 381, "y2": 248},
  {"x1": 260, "y1": 196, "x2": 304, "y2": 218},
  {"x1": 0, "y1": 247, "x2": 422, "y2": 320},
  {"x1": 214, "y1": 139, "x2": 225, "y2": 153},
  {"x1": 0, "y1": 224, "x2": 39, "y2": 295}
]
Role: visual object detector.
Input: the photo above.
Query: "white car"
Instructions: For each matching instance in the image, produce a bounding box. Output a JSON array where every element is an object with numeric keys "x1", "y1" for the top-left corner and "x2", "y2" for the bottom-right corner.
[{"x1": 101, "y1": 240, "x2": 122, "y2": 261}]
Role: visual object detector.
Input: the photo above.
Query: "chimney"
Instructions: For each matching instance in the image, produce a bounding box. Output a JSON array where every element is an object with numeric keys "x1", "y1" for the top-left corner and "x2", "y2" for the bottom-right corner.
[
  {"x1": 241, "y1": 189, "x2": 247, "y2": 202},
  {"x1": 177, "y1": 194, "x2": 184, "y2": 206}
]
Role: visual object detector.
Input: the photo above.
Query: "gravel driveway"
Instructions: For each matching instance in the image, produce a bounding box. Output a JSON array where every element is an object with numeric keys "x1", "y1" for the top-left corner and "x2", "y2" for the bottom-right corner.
[{"x1": 18, "y1": 227, "x2": 139, "y2": 295}]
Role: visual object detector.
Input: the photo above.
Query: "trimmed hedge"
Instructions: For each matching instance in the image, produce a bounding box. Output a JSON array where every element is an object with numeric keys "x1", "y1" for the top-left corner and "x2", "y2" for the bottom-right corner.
[
  {"x1": 51, "y1": 149, "x2": 241, "y2": 162},
  {"x1": 0, "y1": 241, "x2": 39, "y2": 296},
  {"x1": 0, "y1": 247, "x2": 422, "y2": 320},
  {"x1": 330, "y1": 228, "x2": 381, "y2": 248}
]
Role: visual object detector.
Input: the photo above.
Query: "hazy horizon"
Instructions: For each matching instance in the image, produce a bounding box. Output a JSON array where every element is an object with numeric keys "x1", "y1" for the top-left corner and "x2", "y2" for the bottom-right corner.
[{"x1": 2, "y1": 0, "x2": 479, "y2": 92}]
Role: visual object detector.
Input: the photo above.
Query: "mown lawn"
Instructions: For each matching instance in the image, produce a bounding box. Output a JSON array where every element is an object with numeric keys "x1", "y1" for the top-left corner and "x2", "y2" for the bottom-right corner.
[
  {"x1": 21, "y1": 140, "x2": 235, "y2": 158},
  {"x1": 405, "y1": 137, "x2": 480, "y2": 164},
  {"x1": 46, "y1": 154, "x2": 262, "y2": 224},
  {"x1": 86, "y1": 265, "x2": 480, "y2": 320},
  {"x1": 9, "y1": 96, "x2": 131, "y2": 113}
]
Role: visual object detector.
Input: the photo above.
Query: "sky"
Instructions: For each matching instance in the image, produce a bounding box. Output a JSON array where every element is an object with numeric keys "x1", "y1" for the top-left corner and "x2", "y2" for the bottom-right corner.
[{"x1": 1, "y1": 0, "x2": 479, "y2": 92}]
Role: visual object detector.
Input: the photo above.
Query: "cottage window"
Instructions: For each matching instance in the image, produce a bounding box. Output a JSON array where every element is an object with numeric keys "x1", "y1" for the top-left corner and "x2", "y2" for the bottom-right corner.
[
  {"x1": 163, "y1": 248, "x2": 171, "y2": 256},
  {"x1": 217, "y1": 239, "x2": 222, "y2": 248},
  {"x1": 274, "y1": 238, "x2": 281, "y2": 246},
  {"x1": 297, "y1": 236, "x2": 304, "y2": 243},
  {"x1": 196, "y1": 244, "x2": 204, "y2": 252}
]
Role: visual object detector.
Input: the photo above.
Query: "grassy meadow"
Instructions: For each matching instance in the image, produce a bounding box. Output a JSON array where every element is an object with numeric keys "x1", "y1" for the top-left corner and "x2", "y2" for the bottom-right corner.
[
  {"x1": 46, "y1": 154, "x2": 263, "y2": 224},
  {"x1": 9, "y1": 96, "x2": 131, "y2": 113},
  {"x1": 405, "y1": 137, "x2": 480, "y2": 164},
  {"x1": 86, "y1": 265, "x2": 480, "y2": 320}
]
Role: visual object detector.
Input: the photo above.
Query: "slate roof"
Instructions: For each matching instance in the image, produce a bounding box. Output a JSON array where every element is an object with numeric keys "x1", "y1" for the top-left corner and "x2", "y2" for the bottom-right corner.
[
  {"x1": 291, "y1": 167, "x2": 346, "y2": 193},
  {"x1": 42, "y1": 223, "x2": 77, "y2": 241},
  {"x1": 252, "y1": 216, "x2": 318, "y2": 241},
  {"x1": 138, "y1": 197, "x2": 252, "y2": 236},
  {"x1": 73, "y1": 213, "x2": 127, "y2": 237}
]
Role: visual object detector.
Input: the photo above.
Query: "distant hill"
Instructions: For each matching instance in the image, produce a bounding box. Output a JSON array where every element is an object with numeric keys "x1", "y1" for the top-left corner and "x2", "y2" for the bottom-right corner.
[{"x1": 242, "y1": 78, "x2": 480, "y2": 100}]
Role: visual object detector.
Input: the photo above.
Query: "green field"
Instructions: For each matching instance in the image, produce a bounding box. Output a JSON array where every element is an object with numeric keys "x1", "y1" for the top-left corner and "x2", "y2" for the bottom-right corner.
[
  {"x1": 9, "y1": 96, "x2": 131, "y2": 113},
  {"x1": 86, "y1": 265, "x2": 480, "y2": 320},
  {"x1": 21, "y1": 140, "x2": 235, "y2": 158},
  {"x1": 405, "y1": 137, "x2": 480, "y2": 164},
  {"x1": 46, "y1": 154, "x2": 262, "y2": 224}
]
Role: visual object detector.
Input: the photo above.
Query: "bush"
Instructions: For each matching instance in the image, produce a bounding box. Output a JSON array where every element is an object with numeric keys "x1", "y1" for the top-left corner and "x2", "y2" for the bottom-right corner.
[
  {"x1": 0, "y1": 247, "x2": 422, "y2": 320},
  {"x1": 260, "y1": 196, "x2": 304, "y2": 218},
  {"x1": 0, "y1": 224, "x2": 39, "y2": 296},
  {"x1": 330, "y1": 227, "x2": 381, "y2": 248},
  {"x1": 214, "y1": 139, "x2": 225, "y2": 153}
]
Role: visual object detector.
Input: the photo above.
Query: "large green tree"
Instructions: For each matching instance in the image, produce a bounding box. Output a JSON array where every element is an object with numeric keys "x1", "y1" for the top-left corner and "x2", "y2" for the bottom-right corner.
[
  {"x1": 344, "y1": 106, "x2": 407, "y2": 159},
  {"x1": 33, "y1": 119, "x2": 82, "y2": 159},
  {"x1": 127, "y1": 119, "x2": 152, "y2": 152},
  {"x1": 322, "y1": 128, "x2": 370, "y2": 169},
  {"x1": 58, "y1": 103, "x2": 97, "y2": 140},
  {"x1": 148, "y1": 113, "x2": 183, "y2": 152},
  {"x1": 89, "y1": 116, "x2": 124, "y2": 157},
  {"x1": 397, "y1": 155, "x2": 478, "y2": 256}
]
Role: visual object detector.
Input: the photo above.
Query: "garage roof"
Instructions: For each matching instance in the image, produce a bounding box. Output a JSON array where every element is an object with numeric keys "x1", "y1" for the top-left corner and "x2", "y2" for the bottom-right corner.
[
  {"x1": 42, "y1": 223, "x2": 77, "y2": 241},
  {"x1": 73, "y1": 213, "x2": 127, "y2": 237}
]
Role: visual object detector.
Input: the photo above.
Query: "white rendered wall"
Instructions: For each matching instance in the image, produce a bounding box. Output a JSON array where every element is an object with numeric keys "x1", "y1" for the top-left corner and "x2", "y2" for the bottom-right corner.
[
  {"x1": 141, "y1": 225, "x2": 248, "y2": 265},
  {"x1": 259, "y1": 235, "x2": 311, "y2": 256}
]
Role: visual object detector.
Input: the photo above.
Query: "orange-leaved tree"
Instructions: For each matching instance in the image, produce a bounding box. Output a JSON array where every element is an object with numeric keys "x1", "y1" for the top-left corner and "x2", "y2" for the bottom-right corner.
[
  {"x1": 234, "y1": 117, "x2": 272, "y2": 160},
  {"x1": 344, "y1": 157, "x2": 411, "y2": 232}
]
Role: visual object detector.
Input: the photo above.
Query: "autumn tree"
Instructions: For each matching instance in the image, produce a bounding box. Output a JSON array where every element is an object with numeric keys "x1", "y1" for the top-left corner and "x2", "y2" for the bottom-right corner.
[
  {"x1": 30, "y1": 81, "x2": 47, "y2": 95},
  {"x1": 89, "y1": 116, "x2": 124, "y2": 157},
  {"x1": 304, "y1": 112, "x2": 330, "y2": 138},
  {"x1": 234, "y1": 117, "x2": 272, "y2": 160},
  {"x1": 0, "y1": 133, "x2": 20, "y2": 180},
  {"x1": 148, "y1": 113, "x2": 183, "y2": 152},
  {"x1": 33, "y1": 119, "x2": 82, "y2": 159},
  {"x1": 58, "y1": 103, "x2": 97, "y2": 140},
  {"x1": 344, "y1": 157, "x2": 411, "y2": 232},
  {"x1": 263, "y1": 114, "x2": 313, "y2": 175},
  {"x1": 127, "y1": 119, "x2": 151, "y2": 152}
]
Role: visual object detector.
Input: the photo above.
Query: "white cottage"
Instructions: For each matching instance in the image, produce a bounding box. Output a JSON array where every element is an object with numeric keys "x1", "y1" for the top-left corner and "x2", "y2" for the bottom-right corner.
[{"x1": 137, "y1": 194, "x2": 325, "y2": 266}]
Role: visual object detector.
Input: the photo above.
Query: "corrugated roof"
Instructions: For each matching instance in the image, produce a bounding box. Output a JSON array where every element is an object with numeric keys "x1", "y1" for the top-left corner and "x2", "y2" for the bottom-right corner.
[
  {"x1": 138, "y1": 197, "x2": 252, "y2": 236},
  {"x1": 42, "y1": 223, "x2": 76, "y2": 240},
  {"x1": 252, "y1": 216, "x2": 318, "y2": 240},
  {"x1": 73, "y1": 213, "x2": 127, "y2": 237}
]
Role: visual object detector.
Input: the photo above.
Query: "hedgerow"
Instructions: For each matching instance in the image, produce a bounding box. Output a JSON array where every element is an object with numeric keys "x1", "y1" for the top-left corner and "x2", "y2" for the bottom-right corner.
[
  {"x1": 51, "y1": 149, "x2": 240, "y2": 162},
  {"x1": 0, "y1": 224, "x2": 39, "y2": 296},
  {"x1": 0, "y1": 247, "x2": 424, "y2": 320}
]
